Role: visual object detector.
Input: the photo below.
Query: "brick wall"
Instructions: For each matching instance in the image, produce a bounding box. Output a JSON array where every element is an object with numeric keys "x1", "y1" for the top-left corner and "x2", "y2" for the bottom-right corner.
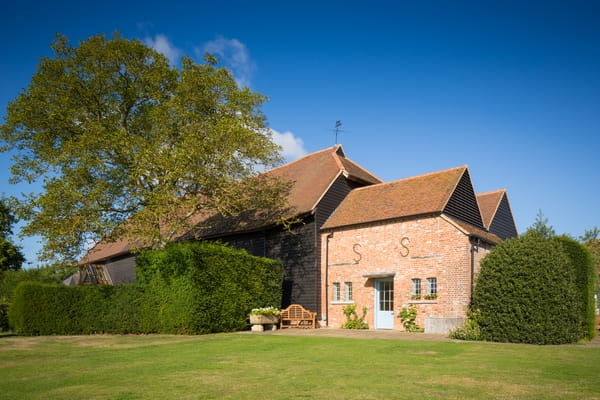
[{"x1": 320, "y1": 215, "x2": 491, "y2": 330}]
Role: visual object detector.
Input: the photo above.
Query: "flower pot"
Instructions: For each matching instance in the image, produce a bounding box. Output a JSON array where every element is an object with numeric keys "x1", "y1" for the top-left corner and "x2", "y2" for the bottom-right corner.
[{"x1": 249, "y1": 314, "x2": 279, "y2": 325}]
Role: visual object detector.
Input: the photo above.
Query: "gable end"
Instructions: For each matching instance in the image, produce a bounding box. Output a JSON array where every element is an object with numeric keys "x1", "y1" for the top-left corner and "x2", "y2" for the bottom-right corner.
[
  {"x1": 443, "y1": 169, "x2": 484, "y2": 229},
  {"x1": 489, "y1": 193, "x2": 518, "y2": 239}
]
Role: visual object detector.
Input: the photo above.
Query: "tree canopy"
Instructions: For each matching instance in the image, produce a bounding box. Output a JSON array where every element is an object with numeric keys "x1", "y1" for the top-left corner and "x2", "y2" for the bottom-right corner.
[
  {"x1": 527, "y1": 209, "x2": 556, "y2": 238},
  {"x1": 1, "y1": 34, "x2": 290, "y2": 262},
  {"x1": 0, "y1": 200, "x2": 25, "y2": 274}
]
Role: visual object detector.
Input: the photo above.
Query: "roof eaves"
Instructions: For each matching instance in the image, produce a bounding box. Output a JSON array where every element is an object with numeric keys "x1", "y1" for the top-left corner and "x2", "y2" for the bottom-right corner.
[
  {"x1": 440, "y1": 214, "x2": 500, "y2": 245},
  {"x1": 322, "y1": 212, "x2": 441, "y2": 232},
  {"x1": 78, "y1": 248, "x2": 132, "y2": 266}
]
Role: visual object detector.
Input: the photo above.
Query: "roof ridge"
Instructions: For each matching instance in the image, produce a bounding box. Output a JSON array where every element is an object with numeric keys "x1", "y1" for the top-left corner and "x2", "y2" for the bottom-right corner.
[
  {"x1": 261, "y1": 145, "x2": 341, "y2": 175},
  {"x1": 330, "y1": 145, "x2": 346, "y2": 171},
  {"x1": 477, "y1": 188, "x2": 506, "y2": 196},
  {"x1": 345, "y1": 164, "x2": 468, "y2": 193}
]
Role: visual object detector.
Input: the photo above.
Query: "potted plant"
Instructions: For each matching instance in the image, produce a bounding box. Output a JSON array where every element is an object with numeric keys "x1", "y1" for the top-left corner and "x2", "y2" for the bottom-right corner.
[
  {"x1": 411, "y1": 294, "x2": 421, "y2": 300},
  {"x1": 249, "y1": 306, "x2": 280, "y2": 325},
  {"x1": 424, "y1": 293, "x2": 438, "y2": 300}
]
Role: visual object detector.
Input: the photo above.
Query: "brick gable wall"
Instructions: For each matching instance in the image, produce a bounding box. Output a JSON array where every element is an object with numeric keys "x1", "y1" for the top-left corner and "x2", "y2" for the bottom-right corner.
[{"x1": 321, "y1": 214, "x2": 491, "y2": 331}]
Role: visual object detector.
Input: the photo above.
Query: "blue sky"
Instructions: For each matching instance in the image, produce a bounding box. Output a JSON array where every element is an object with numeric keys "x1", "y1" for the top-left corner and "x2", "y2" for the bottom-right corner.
[{"x1": 1, "y1": 1, "x2": 599, "y2": 266}]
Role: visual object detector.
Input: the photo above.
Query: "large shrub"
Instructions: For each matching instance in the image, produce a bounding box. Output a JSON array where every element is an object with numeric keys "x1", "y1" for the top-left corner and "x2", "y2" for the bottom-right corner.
[
  {"x1": 473, "y1": 232, "x2": 581, "y2": 344},
  {"x1": 554, "y1": 235, "x2": 596, "y2": 339},
  {"x1": 136, "y1": 241, "x2": 284, "y2": 334}
]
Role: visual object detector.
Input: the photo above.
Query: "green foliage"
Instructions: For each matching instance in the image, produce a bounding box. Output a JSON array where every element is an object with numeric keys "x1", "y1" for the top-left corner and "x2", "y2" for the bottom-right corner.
[
  {"x1": 1, "y1": 33, "x2": 289, "y2": 261},
  {"x1": 0, "y1": 300, "x2": 8, "y2": 332},
  {"x1": 554, "y1": 235, "x2": 597, "y2": 339},
  {"x1": 527, "y1": 209, "x2": 556, "y2": 238},
  {"x1": 136, "y1": 241, "x2": 283, "y2": 334},
  {"x1": 0, "y1": 263, "x2": 76, "y2": 331},
  {"x1": 0, "y1": 263, "x2": 76, "y2": 303},
  {"x1": 398, "y1": 305, "x2": 423, "y2": 332},
  {"x1": 584, "y1": 238, "x2": 600, "y2": 276},
  {"x1": 7, "y1": 241, "x2": 283, "y2": 335},
  {"x1": 449, "y1": 309, "x2": 482, "y2": 341},
  {"x1": 0, "y1": 200, "x2": 24, "y2": 273},
  {"x1": 473, "y1": 232, "x2": 581, "y2": 344},
  {"x1": 8, "y1": 282, "x2": 150, "y2": 335},
  {"x1": 341, "y1": 304, "x2": 369, "y2": 329},
  {"x1": 579, "y1": 226, "x2": 600, "y2": 242}
]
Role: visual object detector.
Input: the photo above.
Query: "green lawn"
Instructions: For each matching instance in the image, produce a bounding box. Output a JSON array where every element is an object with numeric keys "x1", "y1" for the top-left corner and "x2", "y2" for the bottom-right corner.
[{"x1": 0, "y1": 333, "x2": 598, "y2": 399}]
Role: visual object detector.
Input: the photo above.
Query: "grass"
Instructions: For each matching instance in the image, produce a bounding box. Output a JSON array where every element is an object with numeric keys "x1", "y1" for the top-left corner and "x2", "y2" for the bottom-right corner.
[{"x1": 0, "y1": 333, "x2": 599, "y2": 399}]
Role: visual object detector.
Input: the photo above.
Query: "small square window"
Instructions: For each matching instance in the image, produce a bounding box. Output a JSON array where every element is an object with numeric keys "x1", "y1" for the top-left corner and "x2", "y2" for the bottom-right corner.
[
  {"x1": 344, "y1": 282, "x2": 353, "y2": 301},
  {"x1": 332, "y1": 282, "x2": 341, "y2": 302}
]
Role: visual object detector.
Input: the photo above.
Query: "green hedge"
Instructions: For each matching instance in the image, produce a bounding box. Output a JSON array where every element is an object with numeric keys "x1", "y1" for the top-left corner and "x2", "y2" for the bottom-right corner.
[
  {"x1": 8, "y1": 241, "x2": 283, "y2": 335},
  {"x1": 136, "y1": 241, "x2": 283, "y2": 334},
  {"x1": 554, "y1": 235, "x2": 597, "y2": 340},
  {"x1": 473, "y1": 232, "x2": 582, "y2": 344},
  {"x1": 0, "y1": 300, "x2": 9, "y2": 332},
  {"x1": 8, "y1": 282, "x2": 151, "y2": 335}
]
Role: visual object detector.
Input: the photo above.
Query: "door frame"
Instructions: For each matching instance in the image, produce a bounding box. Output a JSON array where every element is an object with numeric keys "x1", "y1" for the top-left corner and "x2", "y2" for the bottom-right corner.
[{"x1": 374, "y1": 278, "x2": 394, "y2": 329}]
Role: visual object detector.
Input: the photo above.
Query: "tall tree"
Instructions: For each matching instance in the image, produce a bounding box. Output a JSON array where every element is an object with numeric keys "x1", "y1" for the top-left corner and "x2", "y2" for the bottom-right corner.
[
  {"x1": 527, "y1": 209, "x2": 556, "y2": 238},
  {"x1": 580, "y1": 226, "x2": 600, "y2": 242},
  {"x1": 0, "y1": 34, "x2": 289, "y2": 262},
  {"x1": 0, "y1": 200, "x2": 25, "y2": 273}
]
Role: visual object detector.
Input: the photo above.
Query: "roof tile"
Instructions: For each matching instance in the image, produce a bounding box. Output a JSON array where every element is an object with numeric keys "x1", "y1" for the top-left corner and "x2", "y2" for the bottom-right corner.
[{"x1": 322, "y1": 166, "x2": 467, "y2": 230}]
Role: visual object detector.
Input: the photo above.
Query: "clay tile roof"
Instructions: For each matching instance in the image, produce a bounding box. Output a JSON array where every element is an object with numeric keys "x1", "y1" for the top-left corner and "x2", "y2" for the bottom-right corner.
[
  {"x1": 266, "y1": 145, "x2": 381, "y2": 215},
  {"x1": 80, "y1": 235, "x2": 138, "y2": 266},
  {"x1": 80, "y1": 145, "x2": 381, "y2": 265},
  {"x1": 477, "y1": 189, "x2": 506, "y2": 229},
  {"x1": 322, "y1": 166, "x2": 467, "y2": 230}
]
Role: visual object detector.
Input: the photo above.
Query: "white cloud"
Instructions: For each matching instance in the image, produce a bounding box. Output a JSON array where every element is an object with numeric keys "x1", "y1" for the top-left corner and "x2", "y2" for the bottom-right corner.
[
  {"x1": 270, "y1": 128, "x2": 307, "y2": 161},
  {"x1": 200, "y1": 36, "x2": 256, "y2": 88},
  {"x1": 144, "y1": 34, "x2": 181, "y2": 65}
]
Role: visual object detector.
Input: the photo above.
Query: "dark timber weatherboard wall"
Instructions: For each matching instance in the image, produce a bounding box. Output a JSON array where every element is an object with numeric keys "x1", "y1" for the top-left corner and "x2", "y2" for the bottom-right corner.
[
  {"x1": 488, "y1": 194, "x2": 518, "y2": 240},
  {"x1": 443, "y1": 170, "x2": 484, "y2": 230},
  {"x1": 222, "y1": 173, "x2": 362, "y2": 315}
]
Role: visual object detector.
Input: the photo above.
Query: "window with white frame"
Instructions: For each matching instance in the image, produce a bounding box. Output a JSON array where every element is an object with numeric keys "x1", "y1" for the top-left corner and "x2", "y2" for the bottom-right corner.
[
  {"x1": 332, "y1": 282, "x2": 341, "y2": 302},
  {"x1": 411, "y1": 278, "x2": 421, "y2": 298},
  {"x1": 426, "y1": 277, "x2": 437, "y2": 298},
  {"x1": 344, "y1": 282, "x2": 353, "y2": 301}
]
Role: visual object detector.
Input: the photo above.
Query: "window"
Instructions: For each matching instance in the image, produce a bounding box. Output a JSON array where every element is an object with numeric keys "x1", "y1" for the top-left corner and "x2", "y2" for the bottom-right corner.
[
  {"x1": 426, "y1": 277, "x2": 437, "y2": 295},
  {"x1": 411, "y1": 278, "x2": 421, "y2": 298},
  {"x1": 332, "y1": 282, "x2": 341, "y2": 302},
  {"x1": 344, "y1": 282, "x2": 353, "y2": 301}
]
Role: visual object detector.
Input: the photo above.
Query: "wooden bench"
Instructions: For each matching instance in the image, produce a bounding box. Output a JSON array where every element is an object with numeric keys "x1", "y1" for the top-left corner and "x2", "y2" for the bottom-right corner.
[{"x1": 279, "y1": 304, "x2": 317, "y2": 329}]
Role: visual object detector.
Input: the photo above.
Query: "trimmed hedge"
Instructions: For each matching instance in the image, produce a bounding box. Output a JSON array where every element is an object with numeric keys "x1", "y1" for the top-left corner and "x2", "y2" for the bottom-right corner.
[
  {"x1": 554, "y1": 235, "x2": 597, "y2": 340},
  {"x1": 473, "y1": 232, "x2": 582, "y2": 344},
  {"x1": 8, "y1": 241, "x2": 283, "y2": 335},
  {"x1": 136, "y1": 241, "x2": 283, "y2": 334},
  {"x1": 8, "y1": 282, "x2": 150, "y2": 335}
]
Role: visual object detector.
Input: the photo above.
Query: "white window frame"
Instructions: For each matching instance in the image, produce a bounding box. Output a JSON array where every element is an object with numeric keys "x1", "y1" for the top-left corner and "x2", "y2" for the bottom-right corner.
[
  {"x1": 344, "y1": 282, "x2": 353, "y2": 301},
  {"x1": 332, "y1": 282, "x2": 341, "y2": 302},
  {"x1": 426, "y1": 277, "x2": 437, "y2": 295},
  {"x1": 411, "y1": 278, "x2": 421, "y2": 297}
]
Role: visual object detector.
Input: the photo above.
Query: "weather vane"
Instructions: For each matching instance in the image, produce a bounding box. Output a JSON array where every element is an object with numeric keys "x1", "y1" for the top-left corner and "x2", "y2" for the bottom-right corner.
[{"x1": 332, "y1": 120, "x2": 345, "y2": 144}]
